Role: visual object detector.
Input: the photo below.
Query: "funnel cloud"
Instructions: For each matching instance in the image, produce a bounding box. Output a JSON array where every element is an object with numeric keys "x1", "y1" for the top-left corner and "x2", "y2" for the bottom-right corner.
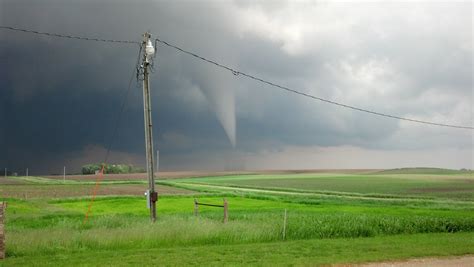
[{"x1": 193, "y1": 66, "x2": 236, "y2": 147}]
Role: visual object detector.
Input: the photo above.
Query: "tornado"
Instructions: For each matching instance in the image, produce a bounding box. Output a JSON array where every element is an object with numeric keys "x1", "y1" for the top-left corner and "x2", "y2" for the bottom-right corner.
[{"x1": 194, "y1": 67, "x2": 236, "y2": 147}]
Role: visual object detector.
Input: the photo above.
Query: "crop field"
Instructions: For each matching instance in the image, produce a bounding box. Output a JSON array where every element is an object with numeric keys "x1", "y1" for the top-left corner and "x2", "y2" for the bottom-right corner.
[
  {"x1": 1, "y1": 168, "x2": 473, "y2": 266},
  {"x1": 171, "y1": 170, "x2": 474, "y2": 200}
]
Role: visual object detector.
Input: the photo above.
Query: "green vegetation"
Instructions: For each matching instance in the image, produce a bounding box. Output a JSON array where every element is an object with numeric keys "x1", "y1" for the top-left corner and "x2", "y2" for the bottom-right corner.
[
  {"x1": 1, "y1": 171, "x2": 473, "y2": 266},
  {"x1": 81, "y1": 163, "x2": 145, "y2": 175},
  {"x1": 4, "y1": 195, "x2": 474, "y2": 257},
  {"x1": 4, "y1": 233, "x2": 473, "y2": 266},
  {"x1": 172, "y1": 172, "x2": 474, "y2": 200}
]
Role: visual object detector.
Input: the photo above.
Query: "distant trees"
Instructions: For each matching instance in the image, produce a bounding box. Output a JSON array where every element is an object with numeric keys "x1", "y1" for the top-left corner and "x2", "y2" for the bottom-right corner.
[{"x1": 81, "y1": 163, "x2": 145, "y2": 175}]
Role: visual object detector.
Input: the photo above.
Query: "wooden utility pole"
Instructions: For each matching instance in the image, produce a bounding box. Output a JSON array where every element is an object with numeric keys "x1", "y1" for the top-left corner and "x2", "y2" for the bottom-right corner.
[{"x1": 142, "y1": 32, "x2": 157, "y2": 222}]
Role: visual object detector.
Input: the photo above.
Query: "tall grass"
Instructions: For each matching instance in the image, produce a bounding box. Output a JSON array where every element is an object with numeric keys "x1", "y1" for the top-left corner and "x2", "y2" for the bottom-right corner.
[
  {"x1": 6, "y1": 209, "x2": 474, "y2": 257},
  {"x1": 7, "y1": 214, "x2": 277, "y2": 257}
]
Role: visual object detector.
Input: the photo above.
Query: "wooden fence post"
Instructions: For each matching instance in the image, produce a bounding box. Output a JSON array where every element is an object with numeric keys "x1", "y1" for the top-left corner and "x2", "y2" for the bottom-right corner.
[
  {"x1": 282, "y1": 208, "x2": 287, "y2": 240},
  {"x1": 223, "y1": 198, "x2": 228, "y2": 224},
  {"x1": 194, "y1": 198, "x2": 199, "y2": 216},
  {"x1": 0, "y1": 202, "x2": 5, "y2": 259}
]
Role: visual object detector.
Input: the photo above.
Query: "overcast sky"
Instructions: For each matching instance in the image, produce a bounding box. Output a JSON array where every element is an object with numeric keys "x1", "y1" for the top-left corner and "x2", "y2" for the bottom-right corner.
[{"x1": 0, "y1": 0, "x2": 472, "y2": 174}]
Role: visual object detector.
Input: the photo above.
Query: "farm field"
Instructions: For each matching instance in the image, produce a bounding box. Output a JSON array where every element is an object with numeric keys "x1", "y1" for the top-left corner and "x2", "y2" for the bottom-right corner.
[
  {"x1": 1, "y1": 168, "x2": 473, "y2": 266},
  {"x1": 43, "y1": 169, "x2": 379, "y2": 182},
  {"x1": 171, "y1": 170, "x2": 474, "y2": 200}
]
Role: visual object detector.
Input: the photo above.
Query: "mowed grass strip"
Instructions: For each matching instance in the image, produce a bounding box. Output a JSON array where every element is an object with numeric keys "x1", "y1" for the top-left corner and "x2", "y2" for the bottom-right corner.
[{"x1": 2, "y1": 232, "x2": 473, "y2": 266}]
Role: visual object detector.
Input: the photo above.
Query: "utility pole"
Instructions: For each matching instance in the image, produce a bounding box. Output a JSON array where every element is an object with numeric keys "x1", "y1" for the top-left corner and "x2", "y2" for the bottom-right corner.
[
  {"x1": 63, "y1": 166, "x2": 66, "y2": 183},
  {"x1": 141, "y1": 32, "x2": 157, "y2": 222},
  {"x1": 26, "y1": 168, "x2": 28, "y2": 177}
]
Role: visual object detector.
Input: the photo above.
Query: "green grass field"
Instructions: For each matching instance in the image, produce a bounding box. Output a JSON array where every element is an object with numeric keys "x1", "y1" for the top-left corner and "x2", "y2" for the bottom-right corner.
[
  {"x1": 1, "y1": 168, "x2": 473, "y2": 266},
  {"x1": 172, "y1": 172, "x2": 474, "y2": 200}
]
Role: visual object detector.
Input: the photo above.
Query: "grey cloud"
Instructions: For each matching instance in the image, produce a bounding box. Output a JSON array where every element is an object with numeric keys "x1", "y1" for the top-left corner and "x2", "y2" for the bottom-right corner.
[{"x1": 1, "y1": 0, "x2": 472, "y2": 173}]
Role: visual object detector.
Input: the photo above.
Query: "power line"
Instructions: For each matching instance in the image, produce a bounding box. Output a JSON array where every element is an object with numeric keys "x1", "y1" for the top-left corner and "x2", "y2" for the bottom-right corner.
[
  {"x1": 154, "y1": 37, "x2": 474, "y2": 130},
  {"x1": 84, "y1": 44, "x2": 142, "y2": 225},
  {"x1": 1, "y1": 25, "x2": 472, "y2": 130},
  {"x1": 0, "y1": 25, "x2": 141, "y2": 159},
  {"x1": 103, "y1": 45, "x2": 143, "y2": 164},
  {"x1": 0, "y1": 25, "x2": 138, "y2": 44}
]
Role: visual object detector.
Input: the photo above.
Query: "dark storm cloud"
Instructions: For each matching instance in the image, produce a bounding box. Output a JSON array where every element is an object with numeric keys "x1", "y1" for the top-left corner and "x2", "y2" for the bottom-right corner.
[{"x1": 1, "y1": 0, "x2": 472, "y2": 173}]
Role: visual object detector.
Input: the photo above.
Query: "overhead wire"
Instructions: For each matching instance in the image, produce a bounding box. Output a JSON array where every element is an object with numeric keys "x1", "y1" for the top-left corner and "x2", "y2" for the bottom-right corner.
[
  {"x1": 103, "y1": 44, "x2": 143, "y2": 164},
  {"x1": 83, "y1": 44, "x2": 143, "y2": 224},
  {"x1": 0, "y1": 25, "x2": 142, "y2": 223},
  {"x1": 154, "y1": 37, "x2": 474, "y2": 130},
  {"x1": 0, "y1": 25, "x2": 138, "y2": 44},
  {"x1": 0, "y1": 25, "x2": 472, "y2": 130}
]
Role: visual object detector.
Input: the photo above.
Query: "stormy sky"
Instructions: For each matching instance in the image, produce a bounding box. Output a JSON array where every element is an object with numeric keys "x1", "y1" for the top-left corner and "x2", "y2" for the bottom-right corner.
[{"x1": 0, "y1": 0, "x2": 472, "y2": 174}]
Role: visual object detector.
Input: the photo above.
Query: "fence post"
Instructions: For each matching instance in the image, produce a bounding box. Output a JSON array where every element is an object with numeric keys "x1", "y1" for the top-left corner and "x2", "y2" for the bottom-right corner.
[
  {"x1": 0, "y1": 202, "x2": 5, "y2": 259},
  {"x1": 194, "y1": 198, "x2": 199, "y2": 216},
  {"x1": 223, "y1": 198, "x2": 228, "y2": 224},
  {"x1": 282, "y1": 208, "x2": 287, "y2": 240}
]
